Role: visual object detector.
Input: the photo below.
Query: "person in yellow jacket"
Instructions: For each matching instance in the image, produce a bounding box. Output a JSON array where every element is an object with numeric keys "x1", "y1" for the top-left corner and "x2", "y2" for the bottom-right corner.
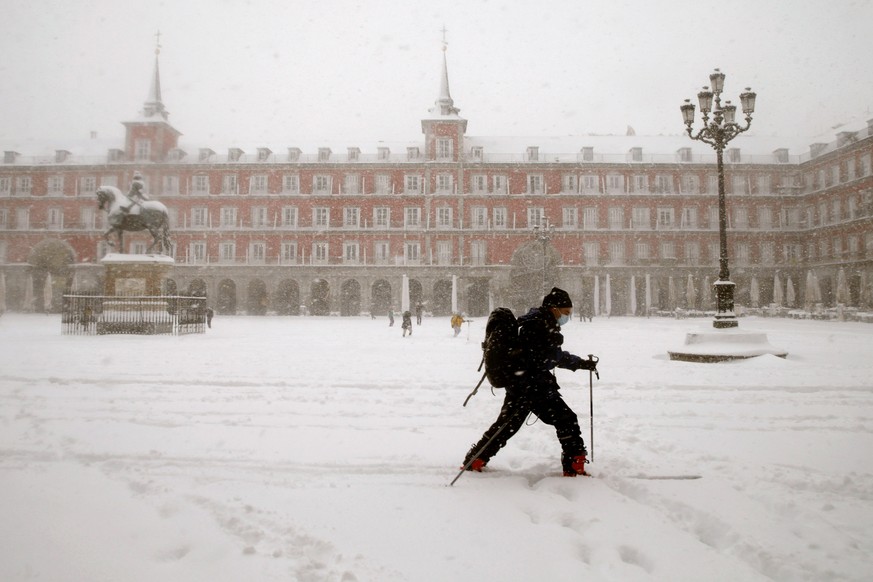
[{"x1": 450, "y1": 313, "x2": 465, "y2": 337}]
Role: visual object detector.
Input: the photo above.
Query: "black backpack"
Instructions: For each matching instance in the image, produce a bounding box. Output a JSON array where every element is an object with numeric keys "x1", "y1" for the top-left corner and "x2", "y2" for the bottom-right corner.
[{"x1": 463, "y1": 307, "x2": 525, "y2": 406}]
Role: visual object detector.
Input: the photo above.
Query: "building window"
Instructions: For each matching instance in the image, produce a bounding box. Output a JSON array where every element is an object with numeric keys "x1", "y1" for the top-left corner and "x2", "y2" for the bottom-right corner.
[
  {"x1": 654, "y1": 175, "x2": 672, "y2": 194},
  {"x1": 606, "y1": 174, "x2": 624, "y2": 193},
  {"x1": 47, "y1": 207, "x2": 63, "y2": 230},
  {"x1": 314, "y1": 175, "x2": 332, "y2": 194},
  {"x1": 527, "y1": 174, "x2": 544, "y2": 194},
  {"x1": 632, "y1": 207, "x2": 650, "y2": 230},
  {"x1": 635, "y1": 242, "x2": 650, "y2": 260},
  {"x1": 191, "y1": 207, "x2": 208, "y2": 228},
  {"x1": 706, "y1": 175, "x2": 718, "y2": 194},
  {"x1": 312, "y1": 242, "x2": 329, "y2": 264},
  {"x1": 344, "y1": 207, "x2": 360, "y2": 228},
  {"x1": 492, "y1": 175, "x2": 507, "y2": 194},
  {"x1": 377, "y1": 147, "x2": 390, "y2": 161},
  {"x1": 48, "y1": 176, "x2": 64, "y2": 196},
  {"x1": 16, "y1": 208, "x2": 29, "y2": 229},
  {"x1": 0, "y1": 177, "x2": 10, "y2": 196},
  {"x1": 584, "y1": 242, "x2": 598, "y2": 262},
  {"x1": 470, "y1": 146, "x2": 483, "y2": 161},
  {"x1": 219, "y1": 241, "x2": 236, "y2": 263},
  {"x1": 633, "y1": 175, "x2": 648, "y2": 193},
  {"x1": 404, "y1": 242, "x2": 421, "y2": 264},
  {"x1": 757, "y1": 207, "x2": 772, "y2": 229},
  {"x1": 492, "y1": 207, "x2": 507, "y2": 229},
  {"x1": 162, "y1": 175, "x2": 179, "y2": 195},
  {"x1": 16, "y1": 176, "x2": 32, "y2": 196},
  {"x1": 562, "y1": 207, "x2": 577, "y2": 228},
  {"x1": 437, "y1": 138, "x2": 453, "y2": 160},
  {"x1": 527, "y1": 207, "x2": 544, "y2": 227},
  {"x1": 472, "y1": 206, "x2": 487, "y2": 228},
  {"x1": 436, "y1": 173, "x2": 453, "y2": 194},
  {"x1": 249, "y1": 242, "x2": 266, "y2": 264},
  {"x1": 343, "y1": 174, "x2": 360, "y2": 195},
  {"x1": 318, "y1": 148, "x2": 331, "y2": 162},
  {"x1": 734, "y1": 207, "x2": 749, "y2": 229},
  {"x1": 583, "y1": 207, "x2": 598, "y2": 229},
  {"x1": 189, "y1": 242, "x2": 206, "y2": 263},
  {"x1": 437, "y1": 241, "x2": 452, "y2": 265},
  {"x1": 609, "y1": 241, "x2": 625, "y2": 262},
  {"x1": 608, "y1": 207, "x2": 624, "y2": 229},
  {"x1": 313, "y1": 207, "x2": 330, "y2": 228},
  {"x1": 282, "y1": 175, "x2": 300, "y2": 194},
  {"x1": 192, "y1": 175, "x2": 209, "y2": 195},
  {"x1": 756, "y1": 175, "x2": 771, "y2": 195},
  {"x1": 222, "y1": 175, "x2": 238, "y2": 195},
  {"x1": 343, "y1": 242, "x2": 360, "y2": 263},
  {"x1": 582, "y1": 175, "x2": 598, "y2": 192},
  {"x1": 581, "y1": 147, "x2": 594, "y2": 162},
  {"x1": 562, "y1": 174, "x2": 578, "y2": 193},
  {"x1": 761, "y1": 242, "x2": 775, "y2": 264},
  {"x1": 404, "y1": 207, "x2": 421, "y2": 228},
  {"x1": 660, "y1": 241, "x2": 676, "y2": 259},
  {"x1": 373, "y1": 207, "x2": 390, "y2": 228},
  {"x1": 375, "y1": 174, "x2": 391, "y2": 194},
  {"x1": 681, "y1": 207, "x2": 698, "y2": 228},
  {"x1": 251, "y1": 206, "x2": 268, "y2": 228},
  {"x1": 281, "y1": 206, "x2": 298, "y2": 228},
  {"x1": 374, "y1": 241, "x2": 390, "y2": 264},
  {"x1": 471, "y1": 174, "x2": 487, "y2": 194},
  {"x1": 737, "y1": 242, "x2": 751, "y2": 263},
  {"x1": 681, "y1": 174, "x2": 699, "y2": 194},
  {"x1": 280, "y1": 242, "x2": 297, "y2": 264},
  {"x1": 79, "y1": 207, "x2": 95, "y2": 230},
  {"x1": 686, "y1": 241, "x2": 700, "y2": 263},
  {"x1": 437, "y1": 207, "x2": 453, "y2": 228},
  {"x1": 220, "y1": 207, "x2": 237, "y2": 228},
  {"x1": 135, "y1": 139, "x2": 151, "y2": 161},
  {"x1": 405, "y1": 174, "x2": 421, "y2": 194},
  {"x1": 250, "y1": 175, "x2": 268, "y2": 194},
  {"x1": 657, "y1": 207, "x2": 675, "y2": 228},
  {"x1": 471, "y1": 241, "x2": 487, "y2": 266},
  {"x1": 731, "y1": 175, "x2": 746, "y2": 195}
]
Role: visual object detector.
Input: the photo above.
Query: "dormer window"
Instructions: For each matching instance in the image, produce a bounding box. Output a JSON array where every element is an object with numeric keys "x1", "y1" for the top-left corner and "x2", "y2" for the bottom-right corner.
[
  {"x1": 107, "y1": 149, "x2": 125, "y2": 163},
  {"x1": 581, "y1": 147, "x2": 594, "y2": 162},
  {"x1": 470, "y1": 146, "x2": 483, "y2": 161},
  {"x1": 377, "y1": 147, "x2": 390, "y2": 161},
  {"x1": 228, "y1": 148, "x2": 244, "y2": 162},
  {"x1": 318, "y1": 148, "x2": 332, "y2": 162},
  {"x1": 55, "y1": 150, "x2": 71, "y2": 163},
  {"x1": 168, "y1": 148, "x2": 187, "y2": 162},
  {"x1": 677, "y1": 147, "x2": 692, "y2": 163},
  {"x1": 3, "y1": 151, "x2": 20, "y2": 164},
  {"x1": 199, "y1": 148, "x2": 216, "y2": 162},
  {"x1": 526, "y1": 146, "x2": 539, "y2": 162},
  {"x1": 407, "y1": 147, "x2": 420, "y2": 160},
  {"x1": 257, "y1": 148, "x2": 272, "y2": 162},
  {"x1": 629, "y1": 147, "x2": 643, "y2": 162},
  {"x1": 773, "y1": 148, "x2": 789, "y2": 164},
  {"x1": 287, "y1": 147, "x2": 302, "y2": 162},
  {"x1": 437, "y1": 138, "x2": 453, "y2": 160},
  {"x1": 347, "y1": 147, "x2": 361, "y2": 162},
  {"x1": 727, "y1": 148, "x2": 741, "y2": 163}
]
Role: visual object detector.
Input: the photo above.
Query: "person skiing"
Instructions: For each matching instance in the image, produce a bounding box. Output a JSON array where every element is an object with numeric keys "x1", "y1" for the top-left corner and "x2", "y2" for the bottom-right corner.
[
  {"x1": 460, "y1": 287, "x2": 598, "y2": 477},
  {"x1": 121, "y1": 171, "x2": 149, "y2": 213}
]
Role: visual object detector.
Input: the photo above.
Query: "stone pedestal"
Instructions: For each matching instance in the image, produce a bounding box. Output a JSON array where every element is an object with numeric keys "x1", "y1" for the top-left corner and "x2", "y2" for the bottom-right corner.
[
  {"x1": 668, "y1": 326, "x2": 788, "y2": 362},
  {"x1": 101, "y1": 253, "x2": 174, "y2": 296}
]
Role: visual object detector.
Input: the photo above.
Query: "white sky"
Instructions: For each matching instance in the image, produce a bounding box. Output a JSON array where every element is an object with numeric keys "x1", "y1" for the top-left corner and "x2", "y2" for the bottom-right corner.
[{"x1": 1, "y1": 0, "x2": 872, "y2": 147}]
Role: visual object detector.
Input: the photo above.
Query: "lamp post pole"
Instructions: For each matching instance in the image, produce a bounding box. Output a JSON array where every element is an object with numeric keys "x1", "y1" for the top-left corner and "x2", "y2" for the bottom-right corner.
[
  {"x1": 681, "y1": 69, "x2": 756, "y2": 329},
  {"x1": 533, "y1": 217, "x2": 555, "y2": 297}
]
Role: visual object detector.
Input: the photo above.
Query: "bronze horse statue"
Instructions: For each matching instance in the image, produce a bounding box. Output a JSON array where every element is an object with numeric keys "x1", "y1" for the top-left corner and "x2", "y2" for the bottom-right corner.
[{"x1": 96, "y1": 186, "x2": 172, "y2": 254}]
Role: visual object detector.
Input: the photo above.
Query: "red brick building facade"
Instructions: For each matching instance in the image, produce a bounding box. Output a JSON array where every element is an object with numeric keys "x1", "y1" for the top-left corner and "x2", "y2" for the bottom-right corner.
[{"x1": 2, "y1": 48, "x2": 872, "y2": 316}]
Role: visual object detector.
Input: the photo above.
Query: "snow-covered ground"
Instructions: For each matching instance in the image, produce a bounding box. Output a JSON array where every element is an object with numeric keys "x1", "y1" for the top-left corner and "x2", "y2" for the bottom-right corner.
[{"x1": 1, "y1": 312, "x2": 871, "y2": 582}]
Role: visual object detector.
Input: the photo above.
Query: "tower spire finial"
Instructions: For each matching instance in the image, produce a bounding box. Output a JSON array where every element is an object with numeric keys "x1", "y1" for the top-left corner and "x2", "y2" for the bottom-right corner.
[{"x1": 154, "y1": 30, "x2": 162, "y2": 55}]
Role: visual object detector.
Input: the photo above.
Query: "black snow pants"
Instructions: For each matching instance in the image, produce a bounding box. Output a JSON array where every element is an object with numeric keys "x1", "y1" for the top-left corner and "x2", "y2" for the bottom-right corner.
[{"x1": 464, "y1": 376, "x2": 586, "y2": 472}]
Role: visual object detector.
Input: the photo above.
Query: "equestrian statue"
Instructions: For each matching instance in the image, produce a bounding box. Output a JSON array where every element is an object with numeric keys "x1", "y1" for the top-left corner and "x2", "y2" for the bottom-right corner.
[{"x1": 96, "y1": 173, "x2": 172, "y2": 255}]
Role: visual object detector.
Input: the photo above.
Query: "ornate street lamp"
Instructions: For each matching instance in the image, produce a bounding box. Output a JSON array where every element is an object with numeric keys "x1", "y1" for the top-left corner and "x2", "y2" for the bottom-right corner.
[
  {"x1": 681, "y1": 69, "x2": 756, "y2": 329},
  {"x1": 532, "y1": 217, "x2": 555, "y2": 297}
]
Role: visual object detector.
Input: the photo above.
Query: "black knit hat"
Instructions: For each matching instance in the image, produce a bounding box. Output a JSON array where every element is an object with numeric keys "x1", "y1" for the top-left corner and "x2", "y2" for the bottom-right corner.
[{"x1": 542, "y1": 287, "x2": 572, "y2": 308}]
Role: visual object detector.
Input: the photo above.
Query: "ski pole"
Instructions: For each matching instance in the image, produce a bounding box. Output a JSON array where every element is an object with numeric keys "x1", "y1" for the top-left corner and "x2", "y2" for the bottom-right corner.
[
  {"x1": 450, "y1": 420, "x2": 509, "y2": 487},
  {"x1": 587, "y1": 354, "x2": 599, "y2": 462}
]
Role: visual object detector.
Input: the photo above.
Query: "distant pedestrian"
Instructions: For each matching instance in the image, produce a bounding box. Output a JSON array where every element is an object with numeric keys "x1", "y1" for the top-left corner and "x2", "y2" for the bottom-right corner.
[
  {"x1": 206, "y1": 306, "x2": 214, "y2": 328},
  {"x1": 450, "y1": 312, "x2": 465, "y2": 337},
  {"x1": 415, "y1": 302, "x2": 424, "y2": 325},
  {"x1": 401, "y1": 310, "x2": 413, "y2": 337},
  {"x1": 388, "y1": 309, "x2": 395, "y2": 327}
]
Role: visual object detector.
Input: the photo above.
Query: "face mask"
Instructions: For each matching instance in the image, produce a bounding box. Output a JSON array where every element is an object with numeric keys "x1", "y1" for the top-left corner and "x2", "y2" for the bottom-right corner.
[{"x1": 557, "y1": 313, "x2": 570, "y2": 326}]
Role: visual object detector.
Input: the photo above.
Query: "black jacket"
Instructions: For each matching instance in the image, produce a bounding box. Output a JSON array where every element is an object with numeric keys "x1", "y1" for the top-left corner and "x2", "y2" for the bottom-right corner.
[{"x1": 516, "y1": 307, "x2": 582, "y2": 384}]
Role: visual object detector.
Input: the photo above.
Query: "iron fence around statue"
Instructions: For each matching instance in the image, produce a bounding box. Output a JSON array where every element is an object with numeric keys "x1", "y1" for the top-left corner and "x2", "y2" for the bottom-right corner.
[{"x1": 62, "y1": 294, "x2": 207, "y2": 336}]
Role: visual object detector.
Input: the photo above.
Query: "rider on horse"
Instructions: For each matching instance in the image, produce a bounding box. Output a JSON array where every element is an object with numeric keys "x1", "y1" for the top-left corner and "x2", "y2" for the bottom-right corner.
[{"x1": 121, "y1": 172, "x2": 149, "y2": 214}]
